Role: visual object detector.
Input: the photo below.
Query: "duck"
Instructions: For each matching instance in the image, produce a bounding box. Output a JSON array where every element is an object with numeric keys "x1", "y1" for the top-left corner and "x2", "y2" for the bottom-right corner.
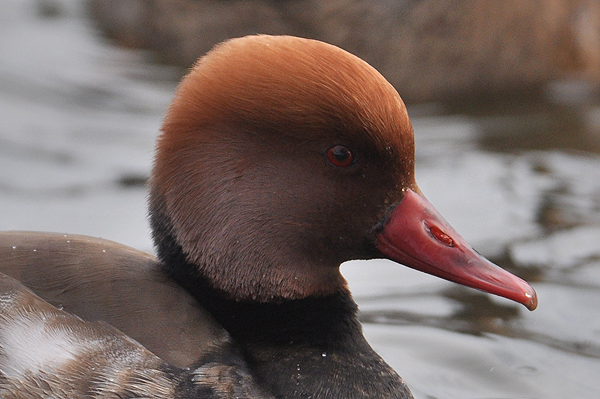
[{"x1": 0, "y1": 35, "x2": 537, "y2": 398}]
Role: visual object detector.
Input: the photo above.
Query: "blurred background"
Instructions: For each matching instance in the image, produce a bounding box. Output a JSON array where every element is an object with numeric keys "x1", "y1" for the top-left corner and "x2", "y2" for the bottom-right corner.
[{"x1": 1, "y1": 0, "x2": 600, "y2": 398}]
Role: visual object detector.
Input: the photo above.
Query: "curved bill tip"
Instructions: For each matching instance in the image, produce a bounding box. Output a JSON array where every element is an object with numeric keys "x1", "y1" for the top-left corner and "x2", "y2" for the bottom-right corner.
[
  {"x1": 375, "y1": 189, "x2": 538, "y2": 311},
  {"x1": 523, "y1": 289, "x2": 538, "y2": 311}
]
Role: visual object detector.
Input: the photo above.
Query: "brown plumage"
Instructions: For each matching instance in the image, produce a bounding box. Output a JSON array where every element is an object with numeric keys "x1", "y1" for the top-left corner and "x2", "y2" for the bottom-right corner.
[
  {"x1": 0, "y1": 272, "x2": 173, "y2": 398},
  {"x1": 0, "y1": 231, "x2": 225, "y2": 368}
]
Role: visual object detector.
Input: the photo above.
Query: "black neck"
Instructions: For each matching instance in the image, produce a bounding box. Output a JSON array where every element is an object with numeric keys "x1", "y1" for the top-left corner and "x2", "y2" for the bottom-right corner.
[{"x1": 156, "y1": 229, "x2": 358, "y2": 338}]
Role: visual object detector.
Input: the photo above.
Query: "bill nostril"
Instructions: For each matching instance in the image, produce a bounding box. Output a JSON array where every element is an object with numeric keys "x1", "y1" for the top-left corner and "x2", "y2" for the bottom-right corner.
[{"x1": 428, "y1": 225, "x2": 455, "y2": 247}]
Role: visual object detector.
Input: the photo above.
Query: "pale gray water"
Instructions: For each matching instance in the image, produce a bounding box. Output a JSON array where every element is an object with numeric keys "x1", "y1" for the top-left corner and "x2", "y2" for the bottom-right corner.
[{"x1": 1, "y1": 1, "x2": 600, "y2": 398}]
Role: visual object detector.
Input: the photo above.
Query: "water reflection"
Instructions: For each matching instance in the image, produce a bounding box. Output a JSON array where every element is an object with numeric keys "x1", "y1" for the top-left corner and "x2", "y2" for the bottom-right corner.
[{"x1": 1, "y1": 1, "x2": 600, "y2": 398}]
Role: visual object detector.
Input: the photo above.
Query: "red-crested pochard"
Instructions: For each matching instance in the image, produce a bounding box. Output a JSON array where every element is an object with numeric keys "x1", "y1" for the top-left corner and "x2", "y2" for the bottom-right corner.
[{"x1": 0, "y1": 35, "x2": 537, "y2": 398}]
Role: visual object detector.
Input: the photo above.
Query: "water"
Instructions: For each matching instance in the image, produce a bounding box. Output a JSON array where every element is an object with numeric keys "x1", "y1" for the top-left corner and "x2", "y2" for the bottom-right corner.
[{"x1": 1, "y1": 1, "x2": 600, "y2": 398}]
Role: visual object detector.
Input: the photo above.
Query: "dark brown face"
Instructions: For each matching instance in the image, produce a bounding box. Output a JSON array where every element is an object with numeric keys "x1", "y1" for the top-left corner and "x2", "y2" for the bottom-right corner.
[
  {"x1": 241, "y1": 122, "x2": 415, "y2": 253},
  {"x1": 151, "y1": 35, "x2": 537, "y2": 309},
  {"x1": 152, "y1": 109, "x2": 415, "y2": 302}
]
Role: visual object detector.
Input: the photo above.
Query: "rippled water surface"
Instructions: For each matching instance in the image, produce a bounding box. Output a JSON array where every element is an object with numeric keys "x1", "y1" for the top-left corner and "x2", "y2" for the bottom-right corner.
[{"x1": 1, "y1": 1, "x2": 600, "y2": 398}]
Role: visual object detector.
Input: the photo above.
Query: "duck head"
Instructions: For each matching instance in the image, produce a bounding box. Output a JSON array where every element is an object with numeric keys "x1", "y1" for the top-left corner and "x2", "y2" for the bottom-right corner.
[{"x1": 150, "y1": 35, "x2": 537, "y2": 310}]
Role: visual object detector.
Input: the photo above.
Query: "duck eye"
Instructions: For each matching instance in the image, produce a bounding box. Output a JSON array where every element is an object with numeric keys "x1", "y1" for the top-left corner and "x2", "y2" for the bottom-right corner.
[{"x1": 326, "y1": 145, "x2": 355, "y2": 167}]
